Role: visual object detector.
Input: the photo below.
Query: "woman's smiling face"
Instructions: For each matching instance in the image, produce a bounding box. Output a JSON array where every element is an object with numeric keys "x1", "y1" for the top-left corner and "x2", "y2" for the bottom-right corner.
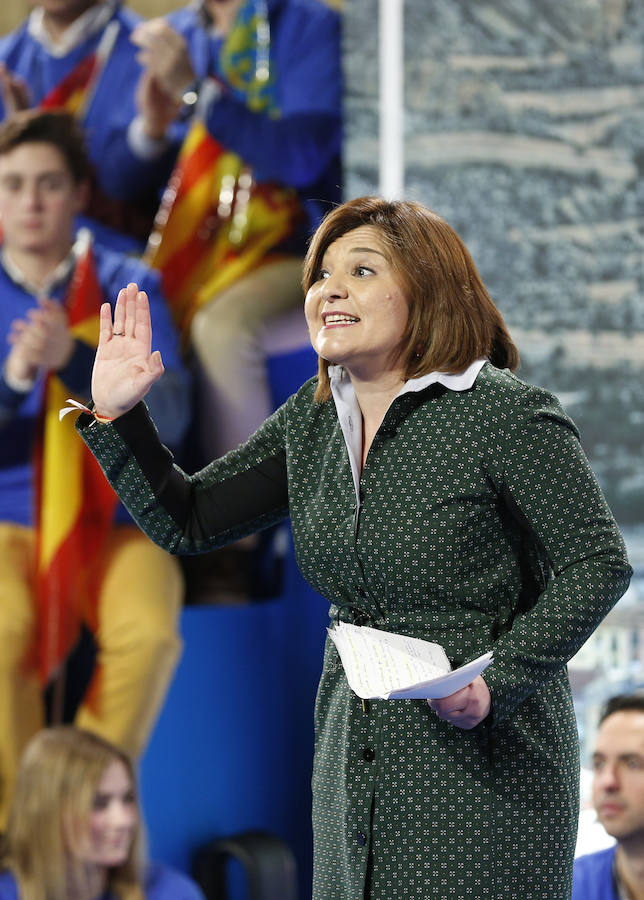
[
  {"x1": 304, "y1": 225, "x2": 409, "y2": 382},
  {"x1": 75, "y1": 760, "x2": 138, "y2": 869}
]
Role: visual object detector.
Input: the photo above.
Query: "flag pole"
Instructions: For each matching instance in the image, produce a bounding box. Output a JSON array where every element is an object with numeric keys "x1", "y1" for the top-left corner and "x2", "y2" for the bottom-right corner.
[{"x1": 379, "y1": 0, "x2": 404, "y2": 199}]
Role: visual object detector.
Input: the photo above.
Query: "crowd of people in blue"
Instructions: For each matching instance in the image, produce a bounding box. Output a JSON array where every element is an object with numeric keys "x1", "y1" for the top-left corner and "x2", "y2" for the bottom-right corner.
[
  {"x1": 0, "y1": 0, "x2": 341, "y2": 896},
  {"x1": 0, "y1": 1, "x2": 637, "y2": 898}
]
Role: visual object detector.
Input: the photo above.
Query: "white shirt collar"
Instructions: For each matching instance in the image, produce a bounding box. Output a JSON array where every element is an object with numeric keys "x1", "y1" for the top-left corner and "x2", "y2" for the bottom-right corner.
[
  {"x1": 1, "y1": 228, "x2": 92, "y2": 298},
  {"x1": 328, "y1": 358, "x2": 486, "y2": 396},
  {"x1": 27, "y1": 1, "x2": 117, "y2": 57},
  {"x1": 328, "y1": 359, "x2": 487, "y2": 510}
]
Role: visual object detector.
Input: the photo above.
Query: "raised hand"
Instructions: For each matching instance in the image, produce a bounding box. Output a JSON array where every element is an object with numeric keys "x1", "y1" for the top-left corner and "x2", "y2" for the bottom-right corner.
[{"x1": 91, "y1": 283, "x2": 165, "y2": 419}]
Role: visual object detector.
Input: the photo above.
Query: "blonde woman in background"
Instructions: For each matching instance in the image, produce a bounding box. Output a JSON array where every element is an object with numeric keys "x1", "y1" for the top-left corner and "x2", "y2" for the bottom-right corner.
[{"x1": 0, "y1": 728, "x2": 204, "y2": 900}]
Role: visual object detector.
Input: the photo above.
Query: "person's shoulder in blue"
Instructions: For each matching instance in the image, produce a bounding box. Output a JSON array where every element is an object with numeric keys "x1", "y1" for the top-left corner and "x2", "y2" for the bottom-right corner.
[
  {"x1": 118, "y1": 0, "x2": 343, "y2": 241},
  {"x1": 0, "y1": 870, "x2": 18, "y2": 900},
  {"x1": 572, "y1": 846, "x2": 619, "y2": 900},
  {"x1": 144, "y1": 861, "x2": 206, "y2": 900},
  {"x1": 0, "y1": 0, "x2": 158, "y2": 253},
  {"x1": 0, "y1": 864, "x2": 205, "y2": 900}
]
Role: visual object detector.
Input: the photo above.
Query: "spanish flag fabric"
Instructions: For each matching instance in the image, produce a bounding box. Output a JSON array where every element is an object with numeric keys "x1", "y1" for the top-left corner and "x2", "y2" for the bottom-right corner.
[
  {"x1": 40, "y1": 52, "x2": 99, "y2": 116},
  {"x1": 146, "y1": 120, "x2": 303, "y2": 335},
  {"x1": 36, "y1": 22, "x2": 155, "y2": 241},
  {"x1": 33, "y1": 248, "x2": 118, "y2": 684},
  {"x1": 39, "y1": 18, "x2": 119, "y2": 118}
]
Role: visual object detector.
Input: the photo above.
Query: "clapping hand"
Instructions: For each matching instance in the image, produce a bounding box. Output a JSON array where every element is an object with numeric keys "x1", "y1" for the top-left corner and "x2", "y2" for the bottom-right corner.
[
  {"x1": 91, "y1": 283, "x2": 164, "y2": 420},
  {"x1": 135, "y1": 69, "x2": 182, "y2": 140},
  {"x1": 0, "y1": 63, "x2": 31, "y2": 115},
  {"x1": 131, "y1": 19, "x2": 195, "y2": 100},
  {"x1": 6, "y1": 298, "x2": 74, "y2": 384},
  {"x1": 130, "y1": 20, "x2": 192, "y2": 140}
]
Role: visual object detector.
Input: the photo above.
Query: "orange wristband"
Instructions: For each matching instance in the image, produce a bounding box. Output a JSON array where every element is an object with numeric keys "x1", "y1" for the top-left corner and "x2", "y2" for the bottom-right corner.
[{"x1": 93, "y1": 411, "x2": 116, "y2": 424}]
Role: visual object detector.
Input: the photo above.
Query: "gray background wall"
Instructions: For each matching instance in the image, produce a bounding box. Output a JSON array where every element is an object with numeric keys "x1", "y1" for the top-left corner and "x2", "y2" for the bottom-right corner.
[{"x1": 346, "y1": 0, "x2": 644, "y2": 564}]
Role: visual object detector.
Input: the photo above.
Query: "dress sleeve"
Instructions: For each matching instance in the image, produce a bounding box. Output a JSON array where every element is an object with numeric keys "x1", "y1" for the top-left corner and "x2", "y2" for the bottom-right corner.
[
  {"x1": 76, "y1": 399, "x2": 289, "y2": 555},
  {"x1": 483, "y1": 384, "x2": 632, "y2": 726}
]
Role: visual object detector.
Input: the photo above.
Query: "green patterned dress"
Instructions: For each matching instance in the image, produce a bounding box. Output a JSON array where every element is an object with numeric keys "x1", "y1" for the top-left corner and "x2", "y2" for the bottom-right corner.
[{"x1": 78, "y1": 362, "x2": 631, "y2": 900}]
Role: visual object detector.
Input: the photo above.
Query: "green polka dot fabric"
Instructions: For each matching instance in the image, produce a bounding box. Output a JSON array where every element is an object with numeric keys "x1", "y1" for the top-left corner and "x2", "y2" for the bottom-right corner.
[{"x1": 79, "y1": 362, "x2": 632, "y2": 900}]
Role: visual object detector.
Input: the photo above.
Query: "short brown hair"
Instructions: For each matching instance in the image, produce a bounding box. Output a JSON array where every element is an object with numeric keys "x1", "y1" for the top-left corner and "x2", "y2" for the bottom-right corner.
[
  {"x1": 600, "y1": 694, "x2": 644, "y2": 725},
  {"x1": 302, "y1": 196, "x2": 519, "y2": 402},
  {"x1": 0, "y1": 109, "x2": 92, "y2": 183}
]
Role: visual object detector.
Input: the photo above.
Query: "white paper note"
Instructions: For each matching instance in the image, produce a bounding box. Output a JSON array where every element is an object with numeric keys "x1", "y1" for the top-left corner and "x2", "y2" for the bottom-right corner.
[{"x1": 328, "y1": 622, "x2": 493, "y2": 700}]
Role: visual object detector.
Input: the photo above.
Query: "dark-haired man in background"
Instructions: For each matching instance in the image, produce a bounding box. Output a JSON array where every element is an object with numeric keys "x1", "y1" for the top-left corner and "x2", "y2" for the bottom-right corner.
[{"x1": 573, "y1": 694, "x2": 644, "y2": 900}]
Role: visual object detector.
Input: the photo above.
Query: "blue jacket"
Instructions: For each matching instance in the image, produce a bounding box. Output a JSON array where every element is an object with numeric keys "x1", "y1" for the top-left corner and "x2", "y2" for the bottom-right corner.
[
  {"x1": 0, "y1": 862, "x2": 205, "y2": 900},
  {"x1": 0, "y1": 3, "x2": 163, "y2": 251},
  {"x1": 0, "y1": 237, "x2": 190, "y2": 526},
  {"x1": 572, "y1": 846, "x2": 619, "y2": 900},
  {"x1": 117, "y1": 0, "x2": 343, "y2": 248}
]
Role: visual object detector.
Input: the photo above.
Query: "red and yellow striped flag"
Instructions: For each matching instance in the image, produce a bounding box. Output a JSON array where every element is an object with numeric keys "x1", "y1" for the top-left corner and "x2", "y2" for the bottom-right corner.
[
  {"x1": 33, "y1": 249, "x2": 118, "y2": 684},
  {"x1": 40, "y1": 19, "x2": 119, "y2": 116},
  {"x1": 40, "y1": 53, "x2": 98, "y2": 115},
  {"x1": 145, "y1": 117, "x2": 303, "y2": 336}
]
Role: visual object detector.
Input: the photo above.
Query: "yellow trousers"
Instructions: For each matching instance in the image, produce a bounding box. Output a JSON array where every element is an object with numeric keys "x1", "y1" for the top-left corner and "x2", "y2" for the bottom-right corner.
[{"x1": 0, "y1": 522, "x2": 183, "y2": 828}]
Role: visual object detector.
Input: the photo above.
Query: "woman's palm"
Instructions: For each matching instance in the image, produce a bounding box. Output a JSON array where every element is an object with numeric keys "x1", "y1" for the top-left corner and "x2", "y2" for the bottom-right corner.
[{"x1": 91, "y1": 284, "x2": 165, "y2": 418}]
